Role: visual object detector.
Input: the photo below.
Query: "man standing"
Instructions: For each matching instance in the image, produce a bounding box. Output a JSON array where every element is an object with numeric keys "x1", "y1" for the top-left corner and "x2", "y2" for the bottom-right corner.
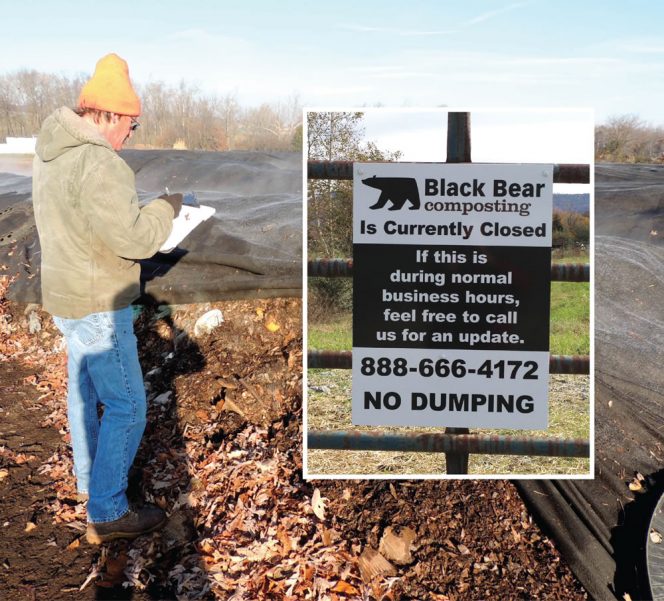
[{"x1": 32, "y1": 53, "x2": 182, "y2": 544}]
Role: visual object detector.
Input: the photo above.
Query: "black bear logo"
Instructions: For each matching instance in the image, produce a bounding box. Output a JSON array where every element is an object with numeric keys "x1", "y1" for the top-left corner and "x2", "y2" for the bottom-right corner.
[{"x1": 362, "y1": 176, "x2": 420, "y2": 210}]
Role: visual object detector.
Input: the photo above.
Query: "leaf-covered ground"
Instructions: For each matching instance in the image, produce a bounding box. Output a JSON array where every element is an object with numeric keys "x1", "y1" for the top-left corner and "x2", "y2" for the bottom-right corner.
[{"x1": 0, "y1": 275, "x2": 588, "y2": 600}]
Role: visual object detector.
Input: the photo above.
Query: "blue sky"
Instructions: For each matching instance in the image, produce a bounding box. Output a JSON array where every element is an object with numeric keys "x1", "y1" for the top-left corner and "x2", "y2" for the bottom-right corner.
[{"x1": 1, "y1": 0, "x2": 664, "y2": 125}]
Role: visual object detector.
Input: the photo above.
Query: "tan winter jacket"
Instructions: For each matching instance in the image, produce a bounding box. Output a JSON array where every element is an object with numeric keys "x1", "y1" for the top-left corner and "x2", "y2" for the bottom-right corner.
[{"x1": 32, "y1": 107, "x2": 174, "y2": 318}]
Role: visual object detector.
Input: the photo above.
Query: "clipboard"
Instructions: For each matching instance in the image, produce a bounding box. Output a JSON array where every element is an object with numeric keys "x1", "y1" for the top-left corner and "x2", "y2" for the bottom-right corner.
[{"x1": 160, "y1": 203, "x2": 216, "y2": 253}]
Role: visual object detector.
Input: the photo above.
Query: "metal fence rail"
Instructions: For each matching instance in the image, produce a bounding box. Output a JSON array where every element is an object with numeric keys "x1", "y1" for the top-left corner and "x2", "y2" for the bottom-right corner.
[
  {"x1": 308, "y1": 259, "x2": 591, "y2": 283},
  {"x1": 307, "y1": 112, "x2": 591, "y2": 474},
  {"x1": 308, "y1": 350, "x2": 590, "y2": 375},
  {"x1": 307, "y1": 160, "x2": 591, "y2": 184},
  {"x1": 308, "y1": 431, "x2": 590, "y2": 458}
]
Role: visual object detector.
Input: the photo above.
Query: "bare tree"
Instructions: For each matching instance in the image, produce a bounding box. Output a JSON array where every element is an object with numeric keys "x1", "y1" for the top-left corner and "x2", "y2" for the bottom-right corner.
[
  {"x1": 307, "y1": 112, "x2": 402, "y2": 258},
  {"x1": 596, "y1": 114, "x2": 664, "y2": 163},
  {"x1": 0, "y1": 68, "x2": 302, "y2": 152}
]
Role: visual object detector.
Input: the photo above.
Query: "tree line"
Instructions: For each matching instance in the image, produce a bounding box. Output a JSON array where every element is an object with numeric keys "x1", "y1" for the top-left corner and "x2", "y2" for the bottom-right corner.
[
  {"x1": 2, "y1": 68, "x2": 663, "y2": 162},
  {"x1": 0, "y1": 69, "x2": 301, "y2": 152},
  {"x1": 595, "y1": 114, "x2": 664, "y2": 163}
]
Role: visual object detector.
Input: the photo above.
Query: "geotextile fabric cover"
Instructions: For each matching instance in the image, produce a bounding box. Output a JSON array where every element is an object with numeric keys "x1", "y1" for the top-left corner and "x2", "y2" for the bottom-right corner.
[
  {"x1": 517, "y1": 163, "x2": 664, "y2": 601},
  {"x1": 0, "y1": 149, "x2": 302, "y2": 304}
]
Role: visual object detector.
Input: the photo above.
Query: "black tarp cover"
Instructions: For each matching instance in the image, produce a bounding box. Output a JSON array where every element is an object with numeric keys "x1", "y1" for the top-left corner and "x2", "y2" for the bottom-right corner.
[
  {"x1": 518, "y1": 164, "x2": 664, "y2": 601},
  {"x1": 0, "y1": 149, "x2": 302, "y2": 304}
]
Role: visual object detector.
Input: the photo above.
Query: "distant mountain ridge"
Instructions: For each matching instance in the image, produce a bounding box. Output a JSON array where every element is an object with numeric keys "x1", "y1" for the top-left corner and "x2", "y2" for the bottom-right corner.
[{"x1": 553, "y1": 193, "x2": 589, "y2": 213}]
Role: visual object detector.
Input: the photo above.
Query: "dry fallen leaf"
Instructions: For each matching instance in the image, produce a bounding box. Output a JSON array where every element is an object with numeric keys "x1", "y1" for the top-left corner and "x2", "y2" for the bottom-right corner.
[
  {"x1": 379, "y1": 526, "x2": 417, "y2": 565},
  {"x1": 97, "y1": 551, "x2": 128, "y2": 588},
  {"x1": 0, "y1": 469, "x2": 9, "y2": 481},
  {"x1": 311, "y1": 488, "x2": 326, "y2": 520},
  {"x1": 302, "y1": 563, "x2": 315, "y2": 581},
  {"x1": 276, "y1": 526, "x2": 293, "y2": 554},
  {"x1": 628, "y1": 472, "x2": 646, "y2": 492},
  {"x1": 66, "y1": 538, "x2": 81, "y2": 551},
  {"x1": 14, "y1": 453, "x2": 34, "y2": 465},
  {"x1": 330, "y1": 580, "x2": 360, "y2": 595},
  {"x1": 266, "y1": 321, "x2": 280, "y2": 333},
  {"x1": 153, "y1": 480, "x2": 175, "y2": 491},
  {"x1": 24, "y1": 521, "x2": 37, "y2": 533},
  {"x1": 321, "y1": 528, "x2": 332, "y2": 546},
  {"x1": 79, "y1": 566, "x2": 101, "y2": 591},
  {"x1": 389, "y1": 483, "x2": 398, "y2": 500},
  {"x1": 358, "y1": 547, "x2": 397, "y2": 582}
]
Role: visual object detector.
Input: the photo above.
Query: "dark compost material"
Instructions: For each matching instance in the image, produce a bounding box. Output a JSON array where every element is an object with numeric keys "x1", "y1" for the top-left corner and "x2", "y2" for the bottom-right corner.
[
  {"x1": 0, "y1": 149, "x2": 302, "y2": 304},
  {"x1": 517, "y1": 163, "x2": 664, "y2": 601}
]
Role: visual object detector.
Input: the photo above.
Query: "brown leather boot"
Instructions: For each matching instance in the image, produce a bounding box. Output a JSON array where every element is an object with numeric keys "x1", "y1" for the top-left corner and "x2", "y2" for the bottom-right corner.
[{"x1": 86, "y1": 504, "x2": 166, "y2": 544}]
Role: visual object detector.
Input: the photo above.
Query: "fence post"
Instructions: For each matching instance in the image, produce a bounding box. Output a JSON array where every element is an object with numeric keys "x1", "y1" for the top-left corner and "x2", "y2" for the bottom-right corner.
[
  {"x1": 447, "y1": 112, "x2": 472, "y2": 163},
  {"x1": 444, "y1": 112, "x2": 471, "y2": 474}
]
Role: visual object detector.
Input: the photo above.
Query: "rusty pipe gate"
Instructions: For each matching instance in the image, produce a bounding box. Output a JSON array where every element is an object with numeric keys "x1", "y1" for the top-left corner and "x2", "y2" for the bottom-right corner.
[
  {"x1": 308, "y1": 258, "x2": 590, "y2": 283},
  {"x1": 308, "y1": 431, "x2": 590, "y2": 458},
  {"x1": 307, "y1": 350, "x2": 590, "y2": 375},
  {"x1": 307, "y1": 160, "x2": 591, "y2": 184},
  {"x1": 307, "y1": 112, "x2": 591, "y2": 474}
]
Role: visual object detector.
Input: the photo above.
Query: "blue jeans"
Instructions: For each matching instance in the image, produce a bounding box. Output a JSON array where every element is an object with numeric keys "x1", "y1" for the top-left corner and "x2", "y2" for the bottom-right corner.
[{"x1": 53, "y1": 306, "x2": 146, "y2": 523}]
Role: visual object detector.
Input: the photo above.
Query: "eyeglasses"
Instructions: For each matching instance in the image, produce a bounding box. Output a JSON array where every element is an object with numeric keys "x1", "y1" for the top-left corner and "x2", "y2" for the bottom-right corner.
[{"x1": 130, "y1": 118, "x2": 140, "y2": 132}]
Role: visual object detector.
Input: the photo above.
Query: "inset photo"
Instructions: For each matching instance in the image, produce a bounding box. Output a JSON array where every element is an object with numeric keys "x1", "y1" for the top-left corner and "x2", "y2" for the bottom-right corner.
[{"x1": 304, "y1": 108, "x2": 593, "y2": 478}]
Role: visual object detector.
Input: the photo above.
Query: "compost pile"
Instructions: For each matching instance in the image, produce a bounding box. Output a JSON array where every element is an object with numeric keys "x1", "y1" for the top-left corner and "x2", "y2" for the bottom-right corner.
[
  {"x1": 0, "y1": 279, "x2": 588, "y2": 600},
  {"x1": 0, "y1": 150, "x2": 589, "y2": 599}
]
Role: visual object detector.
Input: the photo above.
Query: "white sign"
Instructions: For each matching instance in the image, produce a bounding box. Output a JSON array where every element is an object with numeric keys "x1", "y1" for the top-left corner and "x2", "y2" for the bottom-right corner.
[
  {"x1": 352, "y1": 162, "x2": 552, "y2": 429},
  {"x1": 353, "y1": 163, "x2": 552, "y2": 246},
  {"x1": 353, "y1": 348, "x2": 549, "y2": 428}
]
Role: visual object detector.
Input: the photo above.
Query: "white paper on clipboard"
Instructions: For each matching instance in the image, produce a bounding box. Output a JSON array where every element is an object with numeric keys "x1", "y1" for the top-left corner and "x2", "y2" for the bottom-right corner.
[{"x1": 160, "y1": 204, "x2": 216, "y2": 252}]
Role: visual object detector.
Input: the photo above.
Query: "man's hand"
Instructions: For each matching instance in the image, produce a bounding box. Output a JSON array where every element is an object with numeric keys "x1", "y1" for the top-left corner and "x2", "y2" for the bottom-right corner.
[{"x1": 159, "y1": 193, "x2": 183, "y2": 218}]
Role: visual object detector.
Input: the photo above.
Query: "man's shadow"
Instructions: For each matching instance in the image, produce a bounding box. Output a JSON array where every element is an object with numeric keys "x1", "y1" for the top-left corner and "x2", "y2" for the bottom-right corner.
[{"x1": 88, "y1": 287, "x2": 214, "y2": 600}]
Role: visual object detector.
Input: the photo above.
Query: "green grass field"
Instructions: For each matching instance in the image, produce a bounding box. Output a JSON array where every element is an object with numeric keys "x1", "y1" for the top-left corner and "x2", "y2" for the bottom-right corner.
[{"x1": 306, "y1": 252, "x2": 590, "y2": 476}]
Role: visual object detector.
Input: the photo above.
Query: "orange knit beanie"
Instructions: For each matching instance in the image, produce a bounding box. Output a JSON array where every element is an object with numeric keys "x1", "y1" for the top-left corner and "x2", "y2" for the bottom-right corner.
[{"x1": 78, "y1": 53, "x2": 141, "y2": 116}]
